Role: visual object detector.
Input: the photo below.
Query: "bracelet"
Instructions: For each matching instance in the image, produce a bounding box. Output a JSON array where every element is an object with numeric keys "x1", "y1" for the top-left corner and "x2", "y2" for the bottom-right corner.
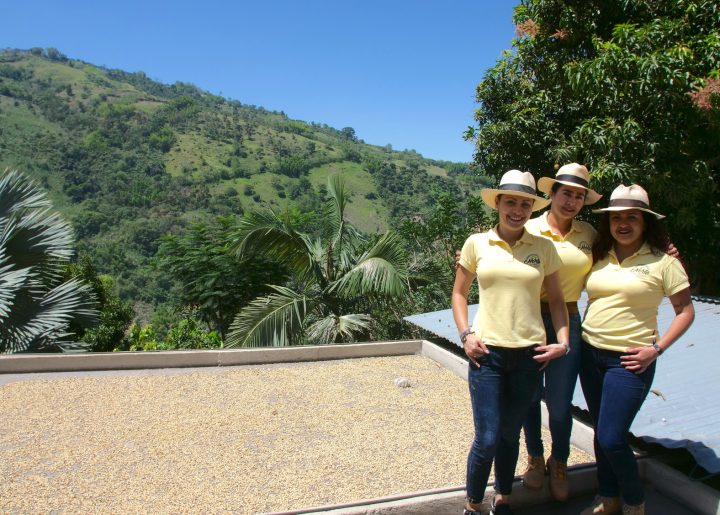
[
  {"x1": 652, "y1": 342, "x2": 663, "y2": 355},
  {"x1": 460, "y1": 329, "x2": 474, "y2": 343},
  {"x1": 558, "y1": 342, "x2": 570, "y2": 355}
]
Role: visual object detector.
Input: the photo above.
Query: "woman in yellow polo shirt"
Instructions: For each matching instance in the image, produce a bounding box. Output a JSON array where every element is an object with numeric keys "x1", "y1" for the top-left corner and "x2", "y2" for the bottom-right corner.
[
  {"x1": 453, "y1": 169, "x2": 570, "y2": 515},
  {"x1": 519, "y1": 163, "x2": 602, "y2": 500},
  {"x1": 579, "y1": 185, "x2": 694, "y2": 515}
]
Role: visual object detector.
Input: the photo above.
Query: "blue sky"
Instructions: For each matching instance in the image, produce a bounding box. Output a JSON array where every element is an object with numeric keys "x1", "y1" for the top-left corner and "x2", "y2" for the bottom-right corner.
[{"x1": 4, "y1": 1, "x2": 518, "y2": 163}]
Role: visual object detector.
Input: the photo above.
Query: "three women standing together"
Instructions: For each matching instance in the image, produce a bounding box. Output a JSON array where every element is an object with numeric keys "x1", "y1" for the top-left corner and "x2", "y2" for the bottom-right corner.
[{"x1": 452, "y1": 165, "x2": 694, "y2": 515}]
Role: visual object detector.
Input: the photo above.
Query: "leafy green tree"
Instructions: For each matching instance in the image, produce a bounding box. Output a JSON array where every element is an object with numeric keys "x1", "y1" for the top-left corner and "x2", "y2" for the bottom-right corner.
[
  {"x1": 156, "y1": 216, "x2": 285, "y2": 338},
  {"x1": 340, "y1": 127, "x2": 358, "y2": 142},
  {"x1": 226, "y1": 176, "x2": 410, "y2": 347},
  {"x1": 164, "y1": 316, "x2": 222, "y2": 349},
  {"x1": 0, "y1": 169, "x2": 97, "y2": 352},
  {"x1": 63, "y1": 255, "x2": 134, "y2": 352},
  {"x1": 467, "y1": 0, "x2": 720, "y2": 292}
]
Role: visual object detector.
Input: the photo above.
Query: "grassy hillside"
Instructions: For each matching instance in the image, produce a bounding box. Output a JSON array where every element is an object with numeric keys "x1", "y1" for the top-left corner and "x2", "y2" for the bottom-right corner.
[{"x1": 0, "y1": 47, "x2": 486, "y2": 320}]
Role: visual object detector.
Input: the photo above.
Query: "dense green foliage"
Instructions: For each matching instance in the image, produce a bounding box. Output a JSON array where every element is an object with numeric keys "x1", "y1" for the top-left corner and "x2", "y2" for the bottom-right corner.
[
  {"x1": 0, "y1": 168, "x2": 97, "y2": 352},
  {"x1": 467, "y1": 0, "x2": 720, "y2": 292},
  {"x1": 63, "y1": 255, "x2": 134, "y2": 352},
  {"x1": 0, "y1": 49, "x2": 479, "y2": 341},
  {"x1": 155, "y1": 216, "x2": 287, "y2": 338}
]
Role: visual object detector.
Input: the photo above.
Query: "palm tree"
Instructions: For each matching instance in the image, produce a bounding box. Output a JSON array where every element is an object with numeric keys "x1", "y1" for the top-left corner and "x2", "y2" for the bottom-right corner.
[
  {"x1": 0, "y1": 168, "x2": 97, "y2": 353},
  {"x1": 225, "y1": 175, "x2": 410, "y2": 347}
]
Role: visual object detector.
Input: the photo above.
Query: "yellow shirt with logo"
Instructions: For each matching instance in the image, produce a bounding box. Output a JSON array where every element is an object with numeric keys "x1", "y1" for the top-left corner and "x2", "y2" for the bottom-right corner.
[
  {"x1": 526, "y1": 212, "x2": 597, "y2": 302},
  {"x1": 458, "y1": 226, "x2": 562, "y2": 348},
  {"x1": 581, "y1": 244, "x2": 690, "y2": 352}
]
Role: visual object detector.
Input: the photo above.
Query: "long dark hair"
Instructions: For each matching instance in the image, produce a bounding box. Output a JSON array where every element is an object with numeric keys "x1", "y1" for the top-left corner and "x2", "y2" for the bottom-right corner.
[{"x1": 592, "y1": 211, "x2": 671, "y2": 263}]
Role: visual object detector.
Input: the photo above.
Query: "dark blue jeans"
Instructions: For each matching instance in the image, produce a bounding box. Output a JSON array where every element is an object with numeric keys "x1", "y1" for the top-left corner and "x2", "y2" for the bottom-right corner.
[
  {"x1": 579, "y1": 340, "x2": 656, "y2": 506},
  {"x1": 523, "y1": 312, "x2": 582, "y2": 462},
  {"x1": 466, "y1": 345, "x2": 542, "y2": 500}
]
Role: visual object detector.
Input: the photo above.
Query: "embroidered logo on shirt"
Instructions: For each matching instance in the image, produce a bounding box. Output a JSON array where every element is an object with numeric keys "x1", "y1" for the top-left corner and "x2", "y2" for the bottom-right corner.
[
  {"x1": 524, "y1": 254, "x2": 541, "y2": 267},
  {"x1": 578, "y1": 241, "x2": 592, "y2": 254},
  {"x1": 630, "y1": 265, "x2": 650, "y2": 276}
]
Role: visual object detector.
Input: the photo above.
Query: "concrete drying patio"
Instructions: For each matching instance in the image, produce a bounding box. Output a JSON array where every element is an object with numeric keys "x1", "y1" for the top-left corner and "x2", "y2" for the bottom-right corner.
[{"x1": 1, "y1": 341, "x2": 717, "y2": 514}]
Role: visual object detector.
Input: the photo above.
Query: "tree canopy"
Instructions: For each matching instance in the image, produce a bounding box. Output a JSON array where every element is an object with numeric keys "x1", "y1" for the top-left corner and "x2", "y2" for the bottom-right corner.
[{"x1": 467, "y1": 0, "x2": 720, "y2": 292}]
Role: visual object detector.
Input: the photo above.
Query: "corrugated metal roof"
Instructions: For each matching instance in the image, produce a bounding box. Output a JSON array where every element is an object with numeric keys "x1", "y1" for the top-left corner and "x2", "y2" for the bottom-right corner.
[{"x1": 404, "y1": 293, "x2": 720, "y2": 474}]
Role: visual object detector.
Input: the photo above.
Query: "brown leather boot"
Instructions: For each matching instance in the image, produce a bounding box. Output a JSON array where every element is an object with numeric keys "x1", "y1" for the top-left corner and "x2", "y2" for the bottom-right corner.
[
  {"x1": 580, "y1": 495, "x2": 622, "y2": 514},
  {"x1": 521, "y1": 454, "x2": 545, "y2": 490},
  {"x1": 546, "y1": 456, "x2": 569, "y2": 501}
]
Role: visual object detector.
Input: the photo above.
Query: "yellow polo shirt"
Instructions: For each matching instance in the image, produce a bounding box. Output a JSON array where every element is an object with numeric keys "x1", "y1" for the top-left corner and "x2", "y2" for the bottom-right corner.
[
  {"x1": 526, "y1": 212, "x2": 597, "y2": 302},
  {"x1": 458, "y1": 226, "x2": 562, "y2": 348},
  {"x1": 582, "y1": 244, "x2": 690, "y2": 352}
]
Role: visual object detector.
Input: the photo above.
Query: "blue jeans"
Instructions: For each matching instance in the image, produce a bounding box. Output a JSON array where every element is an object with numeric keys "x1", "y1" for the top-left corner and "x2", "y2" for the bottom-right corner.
[
  {"x1": 466, "y1": 345, "x2": 542, "y2": 500},
  {"x1": 579, "y1": 340, "x2": 656, "y2": 506},
  {"x1": 523, "y1": 312, "x2": 582, "y2": 462}
]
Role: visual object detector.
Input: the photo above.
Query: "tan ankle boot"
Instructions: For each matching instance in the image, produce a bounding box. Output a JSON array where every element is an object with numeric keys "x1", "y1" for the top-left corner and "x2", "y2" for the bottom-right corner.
[
  {"x1": 580, "y1": 495, "x2": 622, "y2": 514},
  {"x1": 522, "y1": 454, "x2": 545, "y2": 490},
  {"x1": 546, "y1": 456, "x2": 569, "y2": 501}
]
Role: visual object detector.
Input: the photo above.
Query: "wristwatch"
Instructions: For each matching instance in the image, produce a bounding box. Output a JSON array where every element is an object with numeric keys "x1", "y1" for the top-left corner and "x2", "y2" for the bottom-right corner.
[
  {"x1": 460, "y1": 329, "x2": 474, "y2": 343},
  {"x1": 652, "y1": 342, "x2": 663, "y2": 355},
  {"x1": 558, "y1": 342, "x2": 570, "y2": 355}
]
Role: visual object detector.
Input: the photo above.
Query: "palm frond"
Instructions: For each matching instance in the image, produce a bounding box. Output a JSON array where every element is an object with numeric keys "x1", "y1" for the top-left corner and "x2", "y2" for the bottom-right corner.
[
  {"x1": 0, "y1": 279, "x2": 98, "y2": 353},
  {"x1": 329, "y1": 232, "x2": 409, "y2": 298},
  {"x1": 325, "y1": 175, "x2": 364, "y2": 271},
  {"x1": 225, "y1": 285, "x2": 316, "y2": 348},
  {"x1": 306, "y1": 313, "x2": 372, "y2": 344},
  {"x1": 0, "y1": 169, "x2": 97, "y2": 353},
  {"x1": 0, "y1": 263, "x2": 31, "y2": 319},
  {"x1": 230, "y1": 210, "x2": 316, "y2": 281},
  {"x1": 0, "y1": 169, "x2": 52, "y2": 224}
]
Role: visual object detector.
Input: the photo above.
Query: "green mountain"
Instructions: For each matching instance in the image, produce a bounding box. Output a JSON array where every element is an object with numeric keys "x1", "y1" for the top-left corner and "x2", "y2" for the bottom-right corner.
[{"x1": 0, "y1": 48, "x2": 484, "y2": 316}]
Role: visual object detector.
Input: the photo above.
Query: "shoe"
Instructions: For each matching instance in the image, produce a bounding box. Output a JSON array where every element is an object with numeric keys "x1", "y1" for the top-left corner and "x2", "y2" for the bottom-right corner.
[
  {"x1": 490, "y1": 497, "x2": 513, "y2": 515},
  {"x1": 522, "y1": 454, "x2": 545, "y2": 490},
  {"x1": 546, "y1": 456, "x2": 569, "y2": 501},
  {"x1": 463, "y1": 497, "x2": 484, "y2": 514},
  {"x1": 622, "y1": 503, "x2": 645, "y2": 515},
  {"x1": 580, "y1": 495, "x2": 622, "y2": 514}
]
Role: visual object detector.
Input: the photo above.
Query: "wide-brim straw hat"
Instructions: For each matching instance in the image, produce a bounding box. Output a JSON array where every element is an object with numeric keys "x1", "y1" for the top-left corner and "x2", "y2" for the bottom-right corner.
[
  {"x1": 592, "y1": 184, "x2": 665, "y2": 219},
  {"x1": 537, "y1": 163, "x2": 602, "y2": 205},
  {"x1": 480, "y1": 169, "x2": 551, "y2": 211}
]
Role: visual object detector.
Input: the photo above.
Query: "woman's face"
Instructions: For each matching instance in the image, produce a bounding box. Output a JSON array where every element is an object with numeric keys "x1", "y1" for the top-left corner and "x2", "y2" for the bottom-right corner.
[
  {"x1": 496, "y1": 194, "x2": 534, "y2": 232},
  {"x1": 609, "y1": 209, "x2": 645, "y2": 248},
  {"x1": 549, "y1": 184, "x2": 586, "y2": 220}
]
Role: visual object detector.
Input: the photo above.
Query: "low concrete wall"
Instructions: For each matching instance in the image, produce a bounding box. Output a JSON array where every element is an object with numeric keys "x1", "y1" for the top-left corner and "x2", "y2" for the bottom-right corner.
[{"x1": 0, "y1": 340, "x2": 425, "y2": 374}]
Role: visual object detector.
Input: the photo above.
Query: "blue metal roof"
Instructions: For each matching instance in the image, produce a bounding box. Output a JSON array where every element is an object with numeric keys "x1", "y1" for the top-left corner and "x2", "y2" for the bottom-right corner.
[{"x1": 405, "y1": 293, "x2": 720, "y2": 474}]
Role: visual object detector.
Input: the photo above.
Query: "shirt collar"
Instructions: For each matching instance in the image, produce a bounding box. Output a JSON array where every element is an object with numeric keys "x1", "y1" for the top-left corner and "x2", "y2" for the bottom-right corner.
[
  {"x1": 537, "y1": 211, "x2": 580, "y2": 239},
  {"x1": 608, "y1": 242, "x2": 653, "y2": 262},
  {"x1": 488, "y1": 225, "x2": 534, "y2": 246}
]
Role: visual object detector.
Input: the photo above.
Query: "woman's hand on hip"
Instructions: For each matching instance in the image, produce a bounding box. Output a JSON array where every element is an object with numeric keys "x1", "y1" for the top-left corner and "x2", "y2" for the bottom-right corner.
[
  {"x1": 533, "y1": 343, "x2": 567, "y2": 370},
  {"x1": 621, "y1": 346, "x2": 657, "y2": 374},
  {"x1": 464, "y1": 334, "x2": 489, "y2": 367}
]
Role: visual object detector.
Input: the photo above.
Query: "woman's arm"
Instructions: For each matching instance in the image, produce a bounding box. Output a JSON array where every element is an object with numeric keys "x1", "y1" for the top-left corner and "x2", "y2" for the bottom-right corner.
[
  {"x1": 452, "y1": 265, "x2": 489, "y2": 366},
  {"x1": 622, "y1": 288, "x2": 695, "y2": 374},
  {"x1": 534, "y1": 271, "x2": 570, "y2": 367}
]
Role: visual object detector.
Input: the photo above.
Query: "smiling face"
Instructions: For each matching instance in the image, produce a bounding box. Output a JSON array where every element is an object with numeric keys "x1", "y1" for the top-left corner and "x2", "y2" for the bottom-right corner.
[
  {"x1": 496, "y1": 194, "x2": 534, "y2": 234},
  {"x1": 609, "y1": 209, "x2": 645, "y2": 251},
  {"x1": 549, "y1": 184, "x2": 586, "y2": 221}
]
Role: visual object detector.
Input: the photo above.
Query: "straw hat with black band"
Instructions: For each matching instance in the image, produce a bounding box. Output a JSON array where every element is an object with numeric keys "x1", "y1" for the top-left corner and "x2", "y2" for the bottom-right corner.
[
  {"x1": 592, "y1": 184, "x2": 665, "y2": 219},
  {"x1": 537, "y1": 162, "x2": 602, "y2": 205},
  {"x1": 480, "y1": 169, "x2": 551, "y2": 212}
]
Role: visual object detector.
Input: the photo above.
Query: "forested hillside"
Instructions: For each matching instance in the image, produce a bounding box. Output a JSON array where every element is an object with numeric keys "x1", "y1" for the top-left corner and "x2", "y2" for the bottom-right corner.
[{"x1": 0, "y1": 48, "x2": 487, "y2": 340}]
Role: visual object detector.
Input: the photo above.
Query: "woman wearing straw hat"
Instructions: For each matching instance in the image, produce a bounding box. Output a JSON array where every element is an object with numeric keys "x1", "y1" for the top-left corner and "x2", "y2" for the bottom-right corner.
[
  {"x1": 578, "y1": 184, "x2": 694, "y2": 515},
  {"x1": 519, "y1": 163, "x2": 603, "y2": 501},
  {"x1": 453, "y1": 169, "x2": 570, "y2": 515}
]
